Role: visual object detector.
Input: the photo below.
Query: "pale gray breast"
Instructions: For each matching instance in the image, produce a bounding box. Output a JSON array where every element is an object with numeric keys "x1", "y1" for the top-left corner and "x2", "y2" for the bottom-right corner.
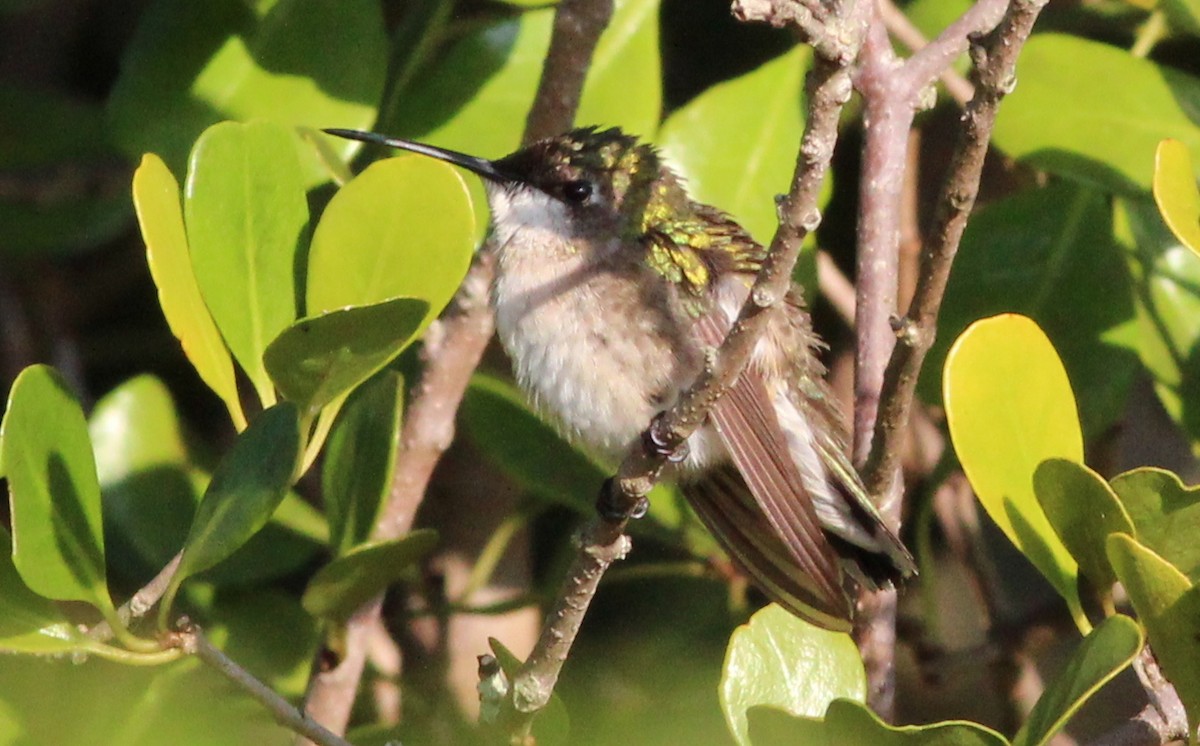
[{"x1": 492, "y1": 246, "x2": 701, "y2": 459}]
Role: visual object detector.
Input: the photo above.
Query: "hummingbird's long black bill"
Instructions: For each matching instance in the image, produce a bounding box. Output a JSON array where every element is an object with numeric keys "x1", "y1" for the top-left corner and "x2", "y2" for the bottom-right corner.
[{"x1": 323, "y1": 128, "x2": 513, "y2": 184}]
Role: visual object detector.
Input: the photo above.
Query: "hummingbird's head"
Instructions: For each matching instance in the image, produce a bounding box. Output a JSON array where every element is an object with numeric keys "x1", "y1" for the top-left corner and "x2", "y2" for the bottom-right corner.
[{"x1": 323, "y1": 126, "x2": 685, "y2": 252}]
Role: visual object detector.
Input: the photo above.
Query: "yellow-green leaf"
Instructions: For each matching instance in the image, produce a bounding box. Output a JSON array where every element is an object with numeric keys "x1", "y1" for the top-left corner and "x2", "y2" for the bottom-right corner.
[
  {"x1": 133, "y1": 154, "x2": 244, "y2": 429},
  {"x1": 1153, "y1": 139, "x2": 1200, "y2": 257},
  {"x1": 944, "y1": 314, "x2": 1088, "y2": 632}
]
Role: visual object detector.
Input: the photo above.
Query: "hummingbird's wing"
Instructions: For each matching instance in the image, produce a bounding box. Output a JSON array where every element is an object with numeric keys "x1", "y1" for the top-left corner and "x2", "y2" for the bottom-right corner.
[{"x1": 684, "y1": 313, "x2": 853, "y2": 628}]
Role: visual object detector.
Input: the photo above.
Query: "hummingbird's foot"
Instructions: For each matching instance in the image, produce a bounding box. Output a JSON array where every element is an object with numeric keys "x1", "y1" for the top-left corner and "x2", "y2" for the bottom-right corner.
[
  {"x1": 644, "y1": 413, "x2": 690, "y2": 464},
  {"x1": 597, "y1": 478, "x2": 650, "y2": 521}
]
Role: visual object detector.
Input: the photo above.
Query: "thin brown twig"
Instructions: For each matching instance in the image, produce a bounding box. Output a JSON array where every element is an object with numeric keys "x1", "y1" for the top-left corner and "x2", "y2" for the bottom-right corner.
[
  {"x1": 509, "y1": 0, "x2": 866, "y2": 722},
  {"x1": 170, "y1": 626, "x2": 354, "y2": 746},
  {"x1": 878, "y1": 0, "x2": 975, "y2": 106}
]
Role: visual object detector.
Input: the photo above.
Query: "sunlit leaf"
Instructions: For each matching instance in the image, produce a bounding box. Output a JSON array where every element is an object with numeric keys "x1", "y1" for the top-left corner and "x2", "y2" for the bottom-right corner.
[
  {"x1": 993, "y1": 34, "x2": 1200, "y2": 194},
  {"x1": 748, "y1": 700, "x2": 1008, "y2": 746},
  {"x1": 1153, "y1": 139, "x2": 1200, "y2": 257},
  {"x1": 305, "y1": 154, "x2": 474, "y2": 335},
  {"x1": 263, "y1": 298, "x2": 427, "y2": 417},
  {"x1": 944, "y1": 315, "x2": 1088, "y2": 632},
  {"x1": 1011, "y1": 615, "x2": 1142, "y2": 746},
  {"x1": 184, "y1": 120, "x2": 307, "y2": 406},
  {"x1": 1107, "y1": 533, "x2": 1200, "y2": 737},
  {"x1": 323, "y1": 371, "x2": 403, "y2": 555},
  {"x1": 107, "y1": 0, "x2": 387, "y2": 185},
  {"x1": 301, "y1": 530, "x2": 438, "y2": 621},
  {"x1": 1034, "y1": 459, "x2": 1133, "y2": 593},
  {"x1": 659, "y1": 47, "x2": 808, "y2": 245},
  {"x1": 133, "y1": 155, "x2": 243, "y2": 428},
  {"x1": 0, "y1": 527, "x2": 84, "y2": 654},
  {"x1": 165, "y1": 403, "x2": 301, "y2": 608},
  {"x1": 1, "y1": 365, "x2": 113, "y2": 613},
  {"x1": 720, "y1": 604, "x2": 865, "y2": 746}
]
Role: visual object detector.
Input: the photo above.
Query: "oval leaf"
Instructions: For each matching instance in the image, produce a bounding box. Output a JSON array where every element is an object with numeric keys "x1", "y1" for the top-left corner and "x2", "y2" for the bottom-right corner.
[
  {"x1": 0, "y1": 527, "x2": 84, "y2": 655},
  {"x1": 323, "y1": 371, "x2": 404, "y2": 555},
  {"x1": 993, "y1": 34, "x2": 1200, "y2": 194},
  {"x1": 1107, "y1": 533, "x2": 1200, "y2": 737},
  {"x1": 263, "y1": 298, "x2": 427, "y2": 416},
  {"x1": 1033, "y1": 458, "x2": 1133, "y2": 593},
  {"x1": 1109, "y1": 467, "x2": 1200, "y2": 583},
  {"x1": 107, "y1": 0, "x2": 387, "y2": 185},
  {"x1": 1, "y1": 365, "x2": 112, "y2": 612},
  {"x1": 305, "y1": 155, "x2": 474, "y2": 331},
  {"x1": 171, "y1": 402, "x2": 302, "y2": 589},
  {"x1": 134, "y1": 154, "x2": 243, "y2": 429},
  {"x1": 720, "y1": 604, "x2": 865, "y2": 746},
  {"x1": 944, "y1": 314, "x2": 1087, "y2": 632},
  {"x1": 1153, "y1": 139, "x2": 1200, "y2": 257},
  {"x1": 747, "y1": 699, "x2": 1008, "y2": 746},
  {"x1": 659, "y1": 47, "x2": 808, "y2": 245},
  {"x1": 185, "y1": 120, "x2": 308, "y2": 406},
  {"x1": 1012, "y1": 615, "x2": 1143, "y2": 746},
  {"x1": 301, "y1": 530, "x2": 438, "y2": 621}
]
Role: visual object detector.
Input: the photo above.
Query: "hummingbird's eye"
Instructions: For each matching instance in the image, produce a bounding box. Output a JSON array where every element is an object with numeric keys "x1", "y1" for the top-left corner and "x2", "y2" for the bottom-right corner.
[{"x1": 560, "y1": 180, "x2": 593, "y2": 204}]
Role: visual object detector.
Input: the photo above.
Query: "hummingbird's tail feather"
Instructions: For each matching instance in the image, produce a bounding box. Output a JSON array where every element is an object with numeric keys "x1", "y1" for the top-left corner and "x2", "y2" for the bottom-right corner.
[{"x1": 684, "y1": 465, "x2": 853, "y2": 632}]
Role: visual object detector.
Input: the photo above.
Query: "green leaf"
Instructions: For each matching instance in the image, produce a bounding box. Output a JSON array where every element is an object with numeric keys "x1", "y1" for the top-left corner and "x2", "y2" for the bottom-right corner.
[
  {"x1": 301, "y1": 530, "x2": 438, "y2": 621},
  {"x1": 263, "y1": 298, "x2": 427, "y2": 417},
  {"x1": 1033, "y1": 459, "x2": 1134, "y2": 593},
  {"x1": 992, "y1": 34, "x2": 1200, "y2": 194},
  {"x1": 720, "y1": 604, "x2": 865, "y2": 746},
  {"x1": 575, "y1": 0, "x2": 662, "y2": 137},
  {"x1": 659, "y1": 47, "x2": 808, "y2": 245},
  {"x1": 1162, "y1": 0, "x2": 1200, "y2": 36},
  {"x1": 0, "y1": 84, "x2": 130, "y2": 257},
  {"x1": 1116, "y1": 197, "x2": 1200, "y2": 442},
  {"x1": 1153, "y1": 139, "x2": 1200, "y2": 256},
  {"x1": 323, "y1": 371, "x2": 403, "y2": 555},
  {"x1": 1107, "y1": 533, "x2": 1200, "y2": 737},
  {"x1": 1, "y1": 365, "x2": 113, "y2": 612},
  {"x1": 185, "y1": 120, "x2": 308, "y2": 406},
  {"x1": 1012, "y1": 615, "x2": 1143, "y2": 746},
  {"x1": 133, "y1": 154, "x2": 243, "y2": 428},
  {"x1": 1109, "y1": 467, "x2": 1200, "y2": 582},
  {"x1": 920, "y1": 183, "x2": 1139, "y2": 437},
  {"x1": 747, "y1": 700, "x2": 1009, "y2": 746},
  {"x1": 943, "y1": 315, "x2": 1088, "y2": 632},
  {"x1": 207, "y1": 589, "x2": 320, "y2": 698},
  {"x1": 0, "y1": 527, "x2": 84, "y2": 654},
  {"x1": 305, "y1": 154, "x2": 475, "y2": 334},
  {"x1": 106, "y1": 0, "x2": 387, "y2": 186},
  {"x1": 166, "y1": 403, "x2": 302, "y2": 604}
]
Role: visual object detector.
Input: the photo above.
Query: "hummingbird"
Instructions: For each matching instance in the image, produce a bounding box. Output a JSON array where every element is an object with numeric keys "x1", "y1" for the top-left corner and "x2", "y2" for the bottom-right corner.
[{"x1": 324, "y1": 126, "x2": 915, "y2": 631}]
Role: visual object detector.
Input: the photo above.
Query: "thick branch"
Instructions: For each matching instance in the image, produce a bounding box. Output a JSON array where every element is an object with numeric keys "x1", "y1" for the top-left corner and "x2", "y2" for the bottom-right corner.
[
  {"x1": 510, "y1": 8, "x2": 862, "y2": 718},
  {"x1": 862, "y1": 0, "x2": 1049, "y2": 499}
]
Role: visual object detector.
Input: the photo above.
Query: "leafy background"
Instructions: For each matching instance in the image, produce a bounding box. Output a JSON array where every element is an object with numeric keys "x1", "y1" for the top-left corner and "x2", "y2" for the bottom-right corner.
[{"x1": 4, "y1": 0, "x2": 1200, "y2": 744}]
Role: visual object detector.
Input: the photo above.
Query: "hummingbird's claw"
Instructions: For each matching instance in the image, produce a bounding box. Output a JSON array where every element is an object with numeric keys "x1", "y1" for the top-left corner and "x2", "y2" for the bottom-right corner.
[
  {"x1": 644, "y1": 413, "x2": 690, "y2": 464},
  {"x1": 597, "y1": 478, "x2": 650, "y2": 521}
]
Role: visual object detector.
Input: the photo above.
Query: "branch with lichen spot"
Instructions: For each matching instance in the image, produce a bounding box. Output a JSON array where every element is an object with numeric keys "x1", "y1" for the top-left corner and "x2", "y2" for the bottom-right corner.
[{"x1": 506, "y1": 2, "x2": 865, "y2": 729}]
